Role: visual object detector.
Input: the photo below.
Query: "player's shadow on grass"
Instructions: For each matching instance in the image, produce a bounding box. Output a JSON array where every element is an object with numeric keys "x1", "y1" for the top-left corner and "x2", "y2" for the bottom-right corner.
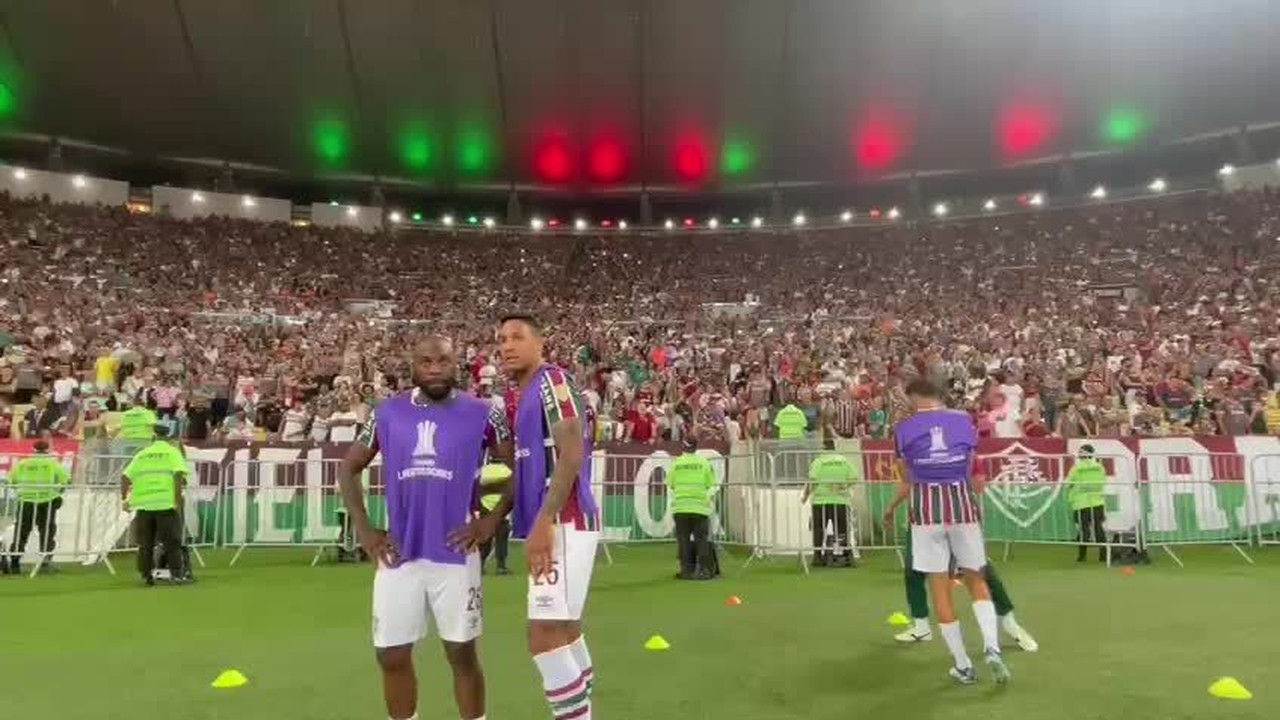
[{"x1": 801, "y1": 644, "x2": 1009, "y2": 716}]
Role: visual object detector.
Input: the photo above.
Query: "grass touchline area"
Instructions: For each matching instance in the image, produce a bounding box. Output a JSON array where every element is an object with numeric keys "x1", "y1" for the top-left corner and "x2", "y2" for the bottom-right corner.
[{"x1": 2, "y1": 545, "x2": 1274, "y2": 720}]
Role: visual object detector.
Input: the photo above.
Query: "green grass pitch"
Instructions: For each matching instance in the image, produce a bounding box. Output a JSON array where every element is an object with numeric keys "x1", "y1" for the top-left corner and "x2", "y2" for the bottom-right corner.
[{"x1": 3, "y1": 544, "x2": 1275, "y2": 720}]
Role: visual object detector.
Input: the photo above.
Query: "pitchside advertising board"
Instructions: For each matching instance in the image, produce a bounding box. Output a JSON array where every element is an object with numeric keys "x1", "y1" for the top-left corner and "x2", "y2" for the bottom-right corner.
[{"x1": 2, "y1": 436, "x2": 1279, "y2": 549}]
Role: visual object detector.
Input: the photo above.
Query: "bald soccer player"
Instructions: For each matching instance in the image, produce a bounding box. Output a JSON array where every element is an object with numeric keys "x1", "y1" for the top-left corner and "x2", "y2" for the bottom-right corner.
[{"x1": 339, "y1": 337, "x2": 512, "y2": 720}]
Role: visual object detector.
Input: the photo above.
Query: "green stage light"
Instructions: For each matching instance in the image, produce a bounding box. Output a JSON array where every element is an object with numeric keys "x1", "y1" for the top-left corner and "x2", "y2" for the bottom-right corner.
[
  {"x1": 1102, "y1": 107, "x2": 1147, "y2": 145},
  {"x1": 721, "y1": 138, "x2": 755, "y2": 176},
  {"x1": 412, "y1": 212, "x2": 423, "y2": 222},
  {"x1": 399, "y1": 123, "x2": 435, "y2": 172},
  {"x1": 456, "y1": 124, "x2": 495, "y2": 175},
  {"x1": 312, "y1": 118, "x2": 350, "y2": 165},
  {"x1": 0, "y1": 82, "x2": 15, "y2": 119}
]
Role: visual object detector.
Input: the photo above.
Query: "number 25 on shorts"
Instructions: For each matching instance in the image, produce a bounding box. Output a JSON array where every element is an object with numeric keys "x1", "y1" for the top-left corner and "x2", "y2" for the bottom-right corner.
[{"x1": 532, "y1": 560, "x2": 561, "y2": 586}]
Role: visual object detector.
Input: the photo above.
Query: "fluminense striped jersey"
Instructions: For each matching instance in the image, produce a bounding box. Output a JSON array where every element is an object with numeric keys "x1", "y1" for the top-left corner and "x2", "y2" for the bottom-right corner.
[
  {"x1": 908, "y1": 479, "x2": 981, "y2": 526},
  {"x1": 893, "y1": 408, "x2": 981, "y2": 526},
  {"x1": 511, "y1": 364, "x2": 599, "y2": 537}
]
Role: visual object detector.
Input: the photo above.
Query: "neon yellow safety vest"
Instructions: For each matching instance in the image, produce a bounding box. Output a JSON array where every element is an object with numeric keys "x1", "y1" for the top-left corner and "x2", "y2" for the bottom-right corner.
[
  {"x1": 123, "y1": 441, "x2": 186, "y2": 511},
  {"x1": 479, "y1": 463, "x2": 511, "y2": 512},
  {"x1": 774, "y1": 404, "x2": 808, "y2": 439},
  {"x1": 9, "y1": 454, "x2": 71, "y2": 503},
  {"x1": 665, "y1": 452, "x2": 716, "y2": 516},
  {"x1": 119, "y1": 407, "x2": 159, "y2": 440},
  {"x1": 808, "y1": 452, "x2": 858, "y2": 505}
]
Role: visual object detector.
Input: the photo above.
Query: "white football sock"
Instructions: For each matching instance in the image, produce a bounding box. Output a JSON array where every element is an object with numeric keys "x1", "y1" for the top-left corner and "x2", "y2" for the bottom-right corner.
[
  {"x1": 938, "y1": 621, "x2": 971, "y2": 670},
  {"x1": 534, "y1": 645, "x2": 591, "y2": 720},
  {"x1": 569, "y1": 635, "x2": 595, "y2": 687},
  {"x1": 972, "y1": 600, "x2": 1000, "y2": 653},
  {"x1": 1000, "y1": 612, "x2": 1021, "y2": 635},
  {"x1": 391, "y1": 715, "x2": 418, "y2": 720},
  {"x1": 913, "y1": 617, "x2": 931, "y2": 635}
]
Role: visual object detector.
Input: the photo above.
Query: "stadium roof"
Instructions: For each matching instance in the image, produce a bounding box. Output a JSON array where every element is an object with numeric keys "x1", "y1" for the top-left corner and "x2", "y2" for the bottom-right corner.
[{"x1": 1, "y1": 0, "x2": 1278, "y2": 196}]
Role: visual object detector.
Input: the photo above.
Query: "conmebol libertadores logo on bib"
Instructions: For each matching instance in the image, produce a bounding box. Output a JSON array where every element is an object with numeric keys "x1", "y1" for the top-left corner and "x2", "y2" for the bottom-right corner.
[{"x1": 982, "y1": 442, "x2": 1064, "y2": 529}]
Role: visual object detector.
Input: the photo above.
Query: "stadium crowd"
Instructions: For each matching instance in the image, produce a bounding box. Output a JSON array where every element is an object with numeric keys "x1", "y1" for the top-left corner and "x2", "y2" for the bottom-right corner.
[{"x1": 2, "y1": 189, "x2": 1280, "y2": 445}]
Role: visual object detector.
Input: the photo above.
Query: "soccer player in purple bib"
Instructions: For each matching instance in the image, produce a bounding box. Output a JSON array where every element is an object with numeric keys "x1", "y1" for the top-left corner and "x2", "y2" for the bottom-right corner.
[
  {"x1": 883, "y1": 379, "x2": 1010, "y2": 685},
  {"x1": 338, "y1": 336, "x2": 511, "y2": 720},
  {"x1": 492, "y1": 314, "x2": 601, "y2": 720}
]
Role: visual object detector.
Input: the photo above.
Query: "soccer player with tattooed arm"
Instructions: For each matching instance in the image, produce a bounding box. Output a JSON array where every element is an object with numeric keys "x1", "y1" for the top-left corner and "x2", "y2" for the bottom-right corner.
[{"x1": 478, "y1": 314, "x2": 601, "y2": 720}]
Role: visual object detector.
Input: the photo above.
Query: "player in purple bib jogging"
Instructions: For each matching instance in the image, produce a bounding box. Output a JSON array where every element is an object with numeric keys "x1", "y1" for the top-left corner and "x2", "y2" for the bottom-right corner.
[
  {"x1": 485, "y1": 314, "x2": 600, "y2": 720},
  {"x1": 882, "y1": 379, "x2": 1011, "y2": 685},
  {"x1": 338, "y1": 336, "x2": 512, "y2": 720}
]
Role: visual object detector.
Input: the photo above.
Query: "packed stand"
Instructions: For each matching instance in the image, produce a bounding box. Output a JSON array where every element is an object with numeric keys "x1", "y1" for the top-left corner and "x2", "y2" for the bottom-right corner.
[{"x1": 2, "y1": 189, "x2": 1280, "y2": 448}]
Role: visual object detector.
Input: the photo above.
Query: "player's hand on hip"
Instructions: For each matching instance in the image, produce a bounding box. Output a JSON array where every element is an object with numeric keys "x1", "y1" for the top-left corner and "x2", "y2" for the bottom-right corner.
[
  {"x1": 358, "y1": 527, "x2": 400, "y2": 568},
  {"x1": 448, "y1": 515, "x2": 498, "y2": 553},
  {"x1": 880, "y1": 510, "x2": 895, "y2": 533},
  {"x1": 526, "y1": 516, "x2": 556, "y2": 580}
]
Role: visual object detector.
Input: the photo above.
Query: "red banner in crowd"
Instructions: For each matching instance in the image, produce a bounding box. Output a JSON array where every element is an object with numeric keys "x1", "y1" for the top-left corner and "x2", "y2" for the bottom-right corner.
[{"x1": 0, "y1": 438, "x2": 81, "y2": 477}]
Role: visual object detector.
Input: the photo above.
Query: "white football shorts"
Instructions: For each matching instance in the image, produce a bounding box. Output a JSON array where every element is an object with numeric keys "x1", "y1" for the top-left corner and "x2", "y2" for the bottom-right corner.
[
  {"x1": 372, "y1": 553, "x2": 482, "y2": 647},
  {"x1": 527, "y1": 524, "x2": 600, "y2": 621},
  {"x1": 911, "y1": 522, "x2": 987, "y2": 573}
]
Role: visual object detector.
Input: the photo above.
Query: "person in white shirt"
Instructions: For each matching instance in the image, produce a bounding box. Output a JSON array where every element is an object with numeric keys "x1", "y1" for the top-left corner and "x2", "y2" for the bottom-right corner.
[
  {"x1": 52, "y1": 369, "x2": 78, "y2": 412},
  {"x1": 309, "y1": 405, "x2": 332, "y2": 443},
  {"x1": 280, "y1": 402, "x2": 310, "y2": 441},
  {"x1": 995, "y1": 374, "x2": 1025, "y2": 438},
  {"x1": 476, "y1": 378, "x2": 505, "y2": 416},
  {"x1": 582, "y1": 386, "x2": 601, "y2": 417},
  {"x1": 723, "y1": 413, "x2": 742, "y2": 444},
  {"x1": 478, "y1": 362, "x2": 498, "y2": 388},
  {"x1": 221, "y1": 409, "x2": 256, "y2": 441},
  {"x1": 328, "y1": 401, "x2": 360, "y2": 443}
]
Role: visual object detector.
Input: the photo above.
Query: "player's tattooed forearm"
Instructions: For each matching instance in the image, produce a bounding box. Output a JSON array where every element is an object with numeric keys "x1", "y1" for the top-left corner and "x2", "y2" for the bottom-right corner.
[{"x1": 539, "y1": 417, "x2": 583, "y2": 518}]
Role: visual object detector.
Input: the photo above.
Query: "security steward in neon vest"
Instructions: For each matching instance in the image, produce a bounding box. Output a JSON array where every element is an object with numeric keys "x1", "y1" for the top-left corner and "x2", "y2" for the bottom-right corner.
[
  {"x1": 478, "y1": 463, "x2": 513, "y2": 575},
  {"x1": 666, "y1": 435, "x2": 718, "y2": 580},
  {"x1": 802, "y1": 436, "x2": 859, "y2": 567},
  {"x1": 121, "y1": 424, "x2": 188, "y2": 586},
  {"x1": 4, "y1": 439, "x2": 71, "y2": 576}
]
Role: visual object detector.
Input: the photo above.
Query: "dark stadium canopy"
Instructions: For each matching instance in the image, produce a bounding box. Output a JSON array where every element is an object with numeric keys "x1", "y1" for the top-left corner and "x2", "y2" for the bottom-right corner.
[{"x1": 1, "y1": 0, "x2": 1279, "y2": 202}]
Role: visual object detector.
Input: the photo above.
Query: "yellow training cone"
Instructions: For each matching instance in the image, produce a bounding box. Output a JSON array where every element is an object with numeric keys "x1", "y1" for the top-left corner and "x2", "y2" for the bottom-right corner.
[
  {"x1": 644, "y1": 635, "x2": 671, "y2": 651},
  {"x1": 887, "y1": 612, "x2": 911, "y2": 627},
  {"x1": 1208, "y1": 677, "x2": 1252, "y2": 700},
  {"x1": 211, "y1": 669, "x2": 248, "y2": 689}
]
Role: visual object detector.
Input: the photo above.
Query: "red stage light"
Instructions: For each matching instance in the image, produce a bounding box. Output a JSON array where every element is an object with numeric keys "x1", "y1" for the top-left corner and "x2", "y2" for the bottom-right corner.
[
  {"x1": 683, "y1": 218, "x2": 695, "y2": 227},
  {"x1": 869, "y1": 208, "x2": 881, "y2": 218},
  {"x1": 548, "y1": 218, "x2": 561, "y2": 227},
  {"x1": 588, "y1": 139, "x2": 626, "y2": 182},
  {"x1": 534, "y1": 137, "x2": 573, "y2": 183},
  {"x1": 673, "y1": 132, "x2": 710, "y2": 182},
  {"x1": 997, "y1": 101, "x2": 1059, "y2": 159},
  {"x1": 601, "y1": 219, "x2": 613, "y2": 228},
  {"x1": 853, "y1": 109, "x2": 906, "y2": 172}
]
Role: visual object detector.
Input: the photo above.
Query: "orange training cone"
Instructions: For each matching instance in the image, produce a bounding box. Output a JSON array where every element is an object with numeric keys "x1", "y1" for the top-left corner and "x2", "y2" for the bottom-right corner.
[{"x1": 726, "y1": 595, "x2": 742, "y2": 606}]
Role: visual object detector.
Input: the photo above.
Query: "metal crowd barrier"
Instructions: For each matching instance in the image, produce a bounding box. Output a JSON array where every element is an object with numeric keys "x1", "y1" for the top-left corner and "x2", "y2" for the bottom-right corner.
[
  {"x1": 1253, "y1": 454, "x2": 1280, "y2": 548},
  {"x1": 3, "y1": 444, "x2": 1278, "y2": 578},
  {"x1": 1138, "y1": 452, "x2": 1257, "y2": 565}
]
